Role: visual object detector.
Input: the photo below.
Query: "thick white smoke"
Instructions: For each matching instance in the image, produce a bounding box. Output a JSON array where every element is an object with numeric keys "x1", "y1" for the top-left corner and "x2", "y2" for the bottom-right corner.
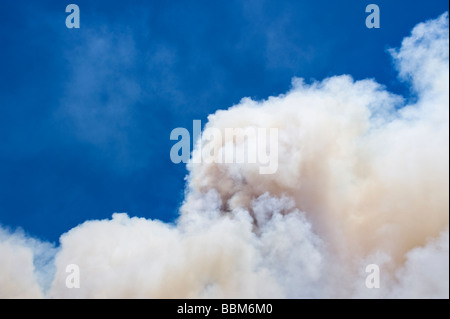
[
  {"x1": 0, "y1": 13, "x2": 448, "y2": 299},
  {"x1": 0, "y1": 227, "x2": 55, "y2": 298}
]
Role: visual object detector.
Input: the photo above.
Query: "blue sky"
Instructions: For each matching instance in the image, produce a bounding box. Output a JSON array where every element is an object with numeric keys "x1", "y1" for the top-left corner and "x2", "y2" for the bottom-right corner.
[{"x1": 0, "y1": 0, "x2": 448, "y2": 243}]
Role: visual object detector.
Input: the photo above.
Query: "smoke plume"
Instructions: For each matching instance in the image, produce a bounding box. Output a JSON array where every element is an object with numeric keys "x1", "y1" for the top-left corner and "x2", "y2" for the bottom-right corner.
[{"x1": 0, "y1": 13, "x2": 448, "y2": 298}]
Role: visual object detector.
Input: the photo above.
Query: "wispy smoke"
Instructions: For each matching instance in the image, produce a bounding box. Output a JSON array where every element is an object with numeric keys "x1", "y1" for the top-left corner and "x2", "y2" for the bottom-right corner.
[{"x1": 1, "y1": 13, "x2": 448, "y2": 299}]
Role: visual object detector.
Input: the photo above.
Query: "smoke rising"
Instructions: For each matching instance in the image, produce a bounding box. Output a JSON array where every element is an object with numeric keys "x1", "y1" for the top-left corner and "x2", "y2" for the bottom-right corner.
[{"x1": 0, "y1": 13, "x2": 448, "y2": 298}]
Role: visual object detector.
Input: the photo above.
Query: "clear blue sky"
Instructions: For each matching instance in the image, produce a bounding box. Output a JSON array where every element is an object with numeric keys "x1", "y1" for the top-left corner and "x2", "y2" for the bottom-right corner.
[{"x1": 0, "y1": 0, "x2": 448, "y2": 243}]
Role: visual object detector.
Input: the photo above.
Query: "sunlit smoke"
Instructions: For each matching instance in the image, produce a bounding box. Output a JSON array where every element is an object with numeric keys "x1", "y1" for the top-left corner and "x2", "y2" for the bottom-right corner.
[{"x1": 0, "y1": 13, "x2": 448, "y2": 299}]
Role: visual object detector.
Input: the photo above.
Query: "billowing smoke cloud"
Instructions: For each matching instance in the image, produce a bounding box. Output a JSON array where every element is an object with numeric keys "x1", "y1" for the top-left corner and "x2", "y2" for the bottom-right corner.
[{"x1": 1, "y1": 13, "x2": 448, "y2": 299}]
